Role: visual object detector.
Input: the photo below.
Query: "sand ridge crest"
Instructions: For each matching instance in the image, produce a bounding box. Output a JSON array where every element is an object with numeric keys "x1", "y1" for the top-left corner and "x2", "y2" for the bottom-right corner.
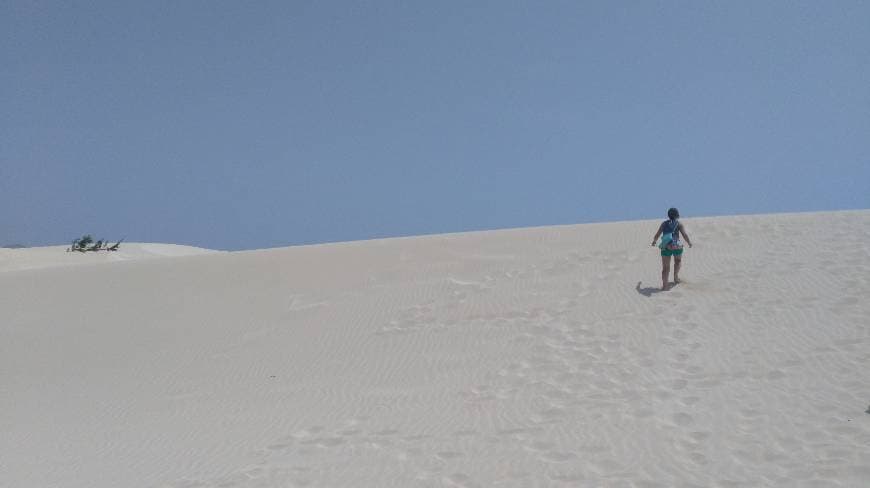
[{"x1": 0, "y1": 242, "x2": 220, "y2": 273}]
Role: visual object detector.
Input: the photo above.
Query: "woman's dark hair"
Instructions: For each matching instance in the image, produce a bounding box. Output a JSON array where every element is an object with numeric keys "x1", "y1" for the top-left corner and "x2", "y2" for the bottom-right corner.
[{"x1": 668, "y1": 207, "x2": 680, "y2": 219}]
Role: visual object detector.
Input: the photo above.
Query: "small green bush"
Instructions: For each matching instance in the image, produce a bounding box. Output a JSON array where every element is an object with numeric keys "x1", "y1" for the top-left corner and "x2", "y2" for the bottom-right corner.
[{"x1": 69, "y1": 234, "x2": 122, "y2": 252}]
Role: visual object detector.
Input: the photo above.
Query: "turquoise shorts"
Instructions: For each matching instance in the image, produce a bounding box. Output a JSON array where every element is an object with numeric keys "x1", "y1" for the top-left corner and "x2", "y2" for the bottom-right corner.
[{"x1": 661, "y1": 247, "x2": 684, "y2": 257}]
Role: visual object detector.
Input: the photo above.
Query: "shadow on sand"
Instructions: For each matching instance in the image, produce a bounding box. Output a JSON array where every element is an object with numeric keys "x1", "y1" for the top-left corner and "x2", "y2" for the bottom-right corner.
[{"x1": 636, "y1": 281, "x2": 667, "y2": 297}]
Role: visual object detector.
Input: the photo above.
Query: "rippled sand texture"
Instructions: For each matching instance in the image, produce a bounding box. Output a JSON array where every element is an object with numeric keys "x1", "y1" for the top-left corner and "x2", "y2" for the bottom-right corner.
[{"x1": 2, "y1": 210, "x2": 869, "y2": 487}]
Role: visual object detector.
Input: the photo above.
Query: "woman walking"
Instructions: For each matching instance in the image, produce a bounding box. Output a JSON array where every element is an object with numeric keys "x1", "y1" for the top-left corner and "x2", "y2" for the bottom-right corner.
[{"x1": 651, "y1": 208, "x2": 693, "y2": 290}]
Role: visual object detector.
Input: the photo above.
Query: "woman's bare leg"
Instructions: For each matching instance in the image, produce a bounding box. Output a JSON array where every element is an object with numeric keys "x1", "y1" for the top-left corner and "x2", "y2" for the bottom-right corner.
[
  {"x1": 661, "y1": 255, "x2": 671, "y2": 290},
  {"x1": 674, "y1": 256, "x2": 682, "y2": 284}
]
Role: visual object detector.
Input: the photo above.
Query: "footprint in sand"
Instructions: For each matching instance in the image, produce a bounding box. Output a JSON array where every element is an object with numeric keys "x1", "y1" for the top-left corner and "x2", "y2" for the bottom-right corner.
[
  {"x1": 292, "y1": 426, "x2": 325, "y2": 439},
  {"x1": 267, "y1": 442, "x2": 292, "y2": 451},
  {"x1": 372, "y1": 428, "x2": 400, "y2": 436},
  {"x1": 688, "y1": 452, "x2": 709, "y2": 465},
  {"x1": 443, "y1": 473, "x2": 477, "y2": 488},
  {"x1": 436, "y1": 451, "x2": 464, "y2": 460},
  {"x1": 766, "y1": 369, "x2": 787, "y2": 380},
  {"x1": 680, "y1": 396, "x2": 701, "y2": 406},
  {"x1": 301, "y1": 437, "x2": 345, "y2": 448},
  {"x1": 523, "y1": 440, "x2": 556, "y2": 452},
  {"x1": 539, "y1": 450, "x2": 576, "y2": 463},
  {"x1": 671, "y1": 329, "x2": 689, "y2": 340},
  {"x1": 673, "y1": 412, "x2": 694, "y2": 426},
  {"x1": 634, "y1": 408, "x2": 655, "y2": 418},
  {"x1": 548, "y1": 472, "x2": 584, "y2": 482},
  {"x1": 689, "y1": 431, "x2": 712, "y2": 442},
  {"x1": 673, "y1": 352, "x2": 690, "y2": 362}
]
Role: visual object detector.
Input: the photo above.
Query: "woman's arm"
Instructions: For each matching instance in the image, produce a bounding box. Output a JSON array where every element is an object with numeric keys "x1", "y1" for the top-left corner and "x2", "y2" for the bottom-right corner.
[
  {"x1": 679, "y1": 224, "x2": 693, "y2": 247},
  {"x1": 651, "y1": 223, "x2": 663, "y2": 246}
]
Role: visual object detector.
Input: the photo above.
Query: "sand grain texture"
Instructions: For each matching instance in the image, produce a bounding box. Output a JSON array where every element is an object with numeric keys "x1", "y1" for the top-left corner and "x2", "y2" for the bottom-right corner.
[{"x1": 2, "y1": 211, "x2": 869, "y2": 487}]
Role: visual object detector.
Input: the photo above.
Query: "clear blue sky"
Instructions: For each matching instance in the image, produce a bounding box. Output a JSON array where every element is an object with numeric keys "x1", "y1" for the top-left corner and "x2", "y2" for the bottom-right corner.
[{"x1": 3, "y1": 1, "x2": 868, "y2": 250}]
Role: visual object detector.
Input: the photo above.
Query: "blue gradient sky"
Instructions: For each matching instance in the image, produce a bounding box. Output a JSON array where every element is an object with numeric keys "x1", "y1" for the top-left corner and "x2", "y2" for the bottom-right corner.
[{"x1": 3, "y1": 1, "x2": 868, "y2": 250}]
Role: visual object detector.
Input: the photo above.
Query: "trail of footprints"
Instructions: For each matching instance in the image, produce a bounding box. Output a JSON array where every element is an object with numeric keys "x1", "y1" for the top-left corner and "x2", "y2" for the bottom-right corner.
[
  {"x1": 171, "y1": 307, "x2": 717, "y2": 485},
  {"x1": 163, "y1": 254, "x2": 722, "y2": 487},
  {"x1": 476, "y1": 299, "x2": 716, "y2": 478}
]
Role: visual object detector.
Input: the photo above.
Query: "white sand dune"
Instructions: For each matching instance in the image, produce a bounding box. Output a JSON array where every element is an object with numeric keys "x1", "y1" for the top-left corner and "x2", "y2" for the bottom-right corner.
[
  {"x1": 0, "y1": 243, "x2": 220, "y2": 273},
  {"x1": 2, "y1": 210, "x2": 869, "y2": 488}
]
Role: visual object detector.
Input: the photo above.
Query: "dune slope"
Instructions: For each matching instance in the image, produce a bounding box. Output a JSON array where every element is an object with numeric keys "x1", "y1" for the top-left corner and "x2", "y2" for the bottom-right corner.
[{"x1": 1, "y1": 211, "x2": 869, "y2": 487}]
